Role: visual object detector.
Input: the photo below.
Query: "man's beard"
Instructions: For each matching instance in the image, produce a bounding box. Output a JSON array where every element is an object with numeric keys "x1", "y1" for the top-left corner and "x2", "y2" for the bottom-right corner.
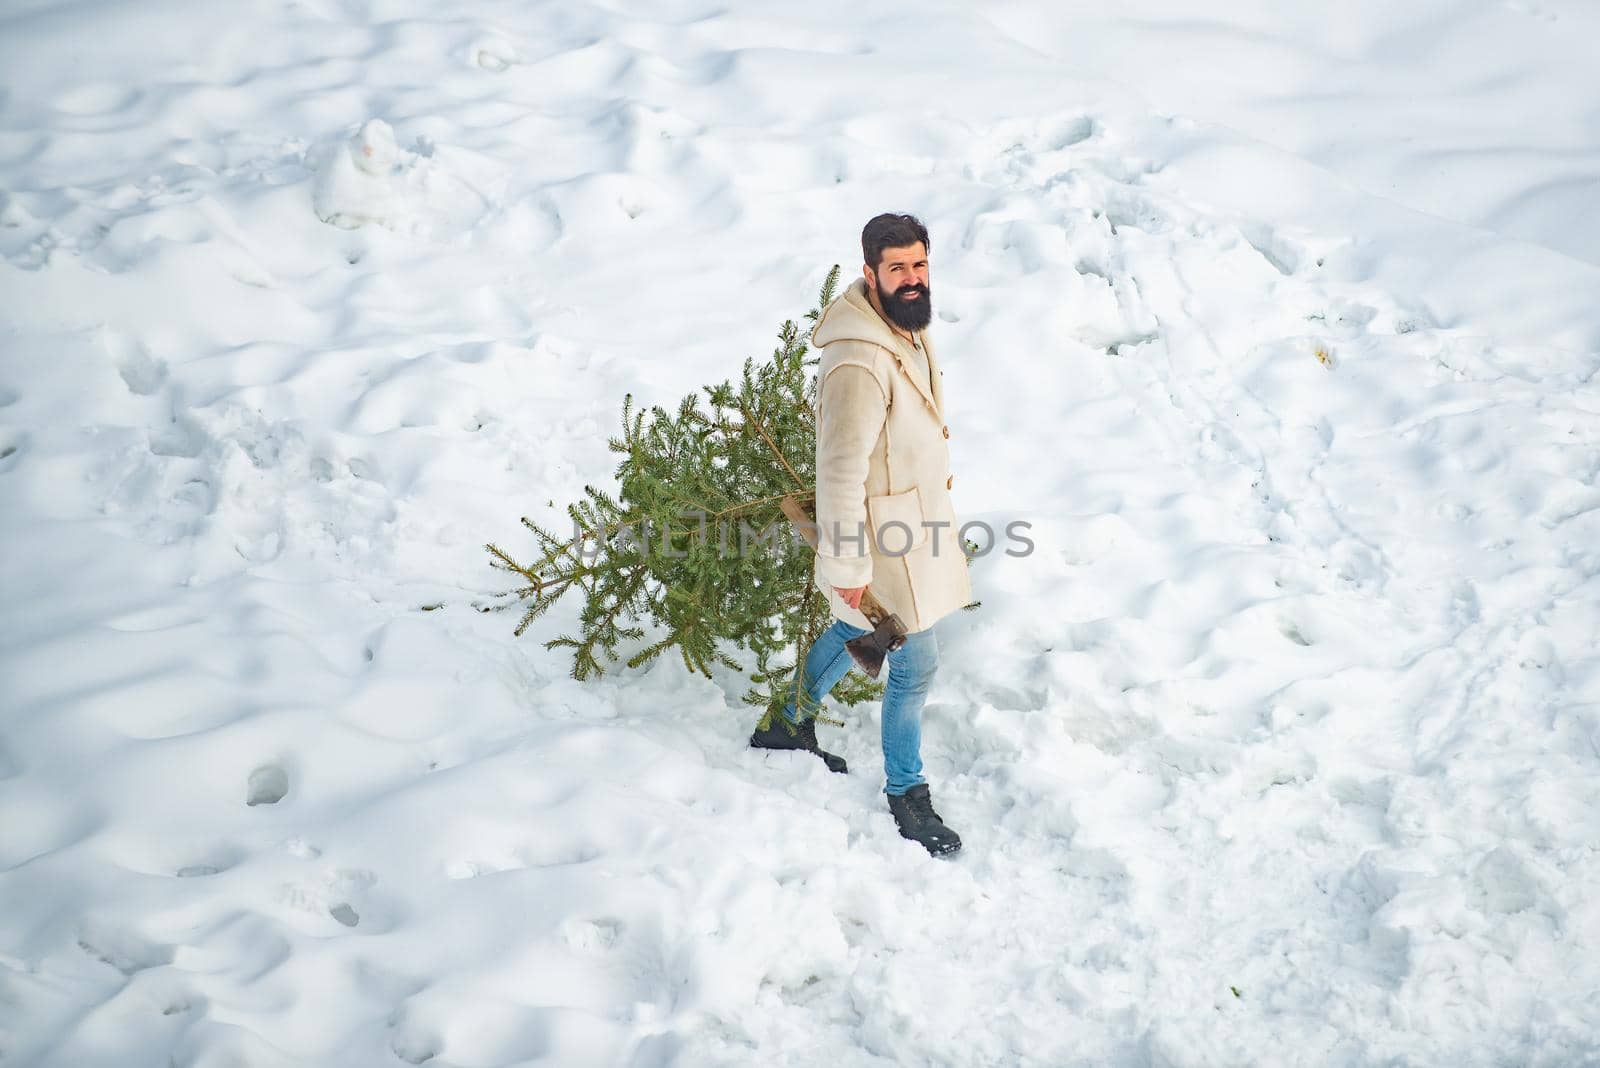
[{"x1": 877, "y1": 278, "x2": 932, "y2": 332}]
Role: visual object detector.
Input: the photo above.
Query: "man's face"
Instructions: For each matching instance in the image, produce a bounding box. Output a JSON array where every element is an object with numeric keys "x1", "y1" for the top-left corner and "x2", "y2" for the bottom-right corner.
[{"x1": 867, "y1": 242, "x2": 931, "y2": 332}]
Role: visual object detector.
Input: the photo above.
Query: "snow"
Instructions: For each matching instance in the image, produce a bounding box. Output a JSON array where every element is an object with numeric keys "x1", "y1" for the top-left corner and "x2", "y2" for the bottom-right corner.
[{"x1": 2, "y1": 1, "x2": 1599, "y2": 1065}]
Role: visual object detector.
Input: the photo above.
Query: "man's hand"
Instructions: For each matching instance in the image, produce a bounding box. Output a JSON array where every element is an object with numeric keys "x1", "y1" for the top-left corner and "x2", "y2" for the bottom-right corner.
[{"x1": 835, "y1": 585, "x2": 866, "y2": 610}]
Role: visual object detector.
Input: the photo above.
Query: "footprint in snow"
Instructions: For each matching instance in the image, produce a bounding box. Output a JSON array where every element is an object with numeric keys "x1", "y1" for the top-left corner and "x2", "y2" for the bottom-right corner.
[
  {"x1": 105, "y1": 332, "x2": 168, "y2": 396},
  {"x1": 1104, "y1": 198, "x2": 1175, "y2": 237},
  {"x1": 172, "y1": 841, "x2": 247, "y2": 877},
  {"x1": 76, "y1": 920, "x2": 175, "y2": 975},
  {"x1": 1043, "y1": 114, "x2": 1096, "y2": 150},
  {"x1": 148, "y1": 416, "x2": 205, "y2": 459},
  {"x1": 176, "y1": 861, "x2": 224, "y2": 878},
  {"x1": 246, "y1": 764, "x2": 289, "y2": 806},
  {"x1": 391, "y1": 1027, "x2": 441, "y2": 1065},
  {"x1": 562, "y1": 917, "x2": 624, "y2": 953},
  {"x1": 159, "y1": 989, "x2": 207, "y2": 1017},
  {"x1": 471, "y1": 35, "x2": 521, "y2": 71},
  {"x1": 281, "y1": 867, "x2": 391, "y2": 933},
  {"x1": 1279, "y1": 621, "x2": 1314, "y2": 647},
  {"x1": 1470, "y1": 847, "x2": 1557, "y2": 917},
  {"x1": 1237, "y1": 222, "x2": 1313, "y2": 276},
  {"x1": 169, "y1": 476, "x2": 215, "y2": 518}
]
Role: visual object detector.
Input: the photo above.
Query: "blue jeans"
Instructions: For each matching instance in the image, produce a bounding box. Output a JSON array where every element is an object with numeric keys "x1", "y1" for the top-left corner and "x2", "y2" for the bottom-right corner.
[{"x1": 783, "y1": 618, "x2": 939, "y2": 796}]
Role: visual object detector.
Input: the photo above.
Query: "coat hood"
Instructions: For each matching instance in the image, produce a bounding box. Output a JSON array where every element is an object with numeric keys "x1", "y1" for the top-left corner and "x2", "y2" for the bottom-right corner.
[{"x1": 811, "y1": 277, "x2": 902, "y2": 351}]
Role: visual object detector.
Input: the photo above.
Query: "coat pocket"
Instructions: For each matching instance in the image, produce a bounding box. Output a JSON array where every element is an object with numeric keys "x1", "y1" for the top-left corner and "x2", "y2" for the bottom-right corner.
[{"x1": 866, "y1": 487, "x2": 928, "y2": 557}]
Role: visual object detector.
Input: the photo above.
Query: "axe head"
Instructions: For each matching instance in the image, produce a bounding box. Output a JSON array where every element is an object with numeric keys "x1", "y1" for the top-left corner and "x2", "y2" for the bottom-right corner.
[{"x1": 845, "y1": 614, "x2": 909, "y2": 680}]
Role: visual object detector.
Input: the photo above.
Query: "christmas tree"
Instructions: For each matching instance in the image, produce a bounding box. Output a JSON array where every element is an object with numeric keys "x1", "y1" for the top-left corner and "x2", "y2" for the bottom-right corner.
[{"x1": 485, "y1": 266, "x2": 882, "y2": 725}]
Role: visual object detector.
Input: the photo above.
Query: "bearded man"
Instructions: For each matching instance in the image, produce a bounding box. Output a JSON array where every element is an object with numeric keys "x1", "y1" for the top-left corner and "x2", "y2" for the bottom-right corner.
[{"x1": 750, "y1": 213, "x2": 970, "y2": 857}]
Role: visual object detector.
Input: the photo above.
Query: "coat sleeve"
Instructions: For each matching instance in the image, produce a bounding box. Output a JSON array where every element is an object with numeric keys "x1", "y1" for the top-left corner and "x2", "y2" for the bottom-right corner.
[{"x1": 814, "y1": 363, "x2": 887, "y2": 589}]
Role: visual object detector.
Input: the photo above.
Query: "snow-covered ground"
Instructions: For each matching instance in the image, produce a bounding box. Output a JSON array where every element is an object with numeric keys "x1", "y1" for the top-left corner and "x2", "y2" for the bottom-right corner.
[{"x1": 3, "y1": 1, "x2": 1599, "y2": 1064}]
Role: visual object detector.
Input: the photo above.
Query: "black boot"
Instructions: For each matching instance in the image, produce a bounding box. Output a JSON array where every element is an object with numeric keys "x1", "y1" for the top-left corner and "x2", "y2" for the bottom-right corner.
[
  {"x1": 886, "y1": 784, "x2": 962, "y2": 856},
  {"x1": 749, "y1": 713, "x2": 848, "y2": 774}
]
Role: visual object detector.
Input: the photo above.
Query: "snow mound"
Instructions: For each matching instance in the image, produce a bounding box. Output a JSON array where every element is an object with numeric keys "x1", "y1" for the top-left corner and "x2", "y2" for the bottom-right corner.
[{"x1": 313, "y1": 118, "x2": 504, "y2": 239}]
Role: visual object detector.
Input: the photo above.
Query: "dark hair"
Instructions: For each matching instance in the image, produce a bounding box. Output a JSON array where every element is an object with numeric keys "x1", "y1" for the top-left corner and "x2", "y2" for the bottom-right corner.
[{"x1": 861, "y1": 213, "x2": 930, "y2": 269}]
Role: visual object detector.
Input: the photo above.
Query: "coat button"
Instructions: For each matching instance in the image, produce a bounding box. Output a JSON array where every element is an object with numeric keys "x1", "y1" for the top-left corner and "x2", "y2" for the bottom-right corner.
[
  {"x1": 942, "y1": 425, "x2": 950, "y2": 439},
  {"x1": 946, "y1": 475, "x2": 954, "y2": 490}
]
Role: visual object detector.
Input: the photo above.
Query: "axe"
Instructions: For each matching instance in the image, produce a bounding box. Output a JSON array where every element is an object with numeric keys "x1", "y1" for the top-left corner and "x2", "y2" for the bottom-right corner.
[{"x1": 780, "y1": 495, "x2": 908, "y2": 679}]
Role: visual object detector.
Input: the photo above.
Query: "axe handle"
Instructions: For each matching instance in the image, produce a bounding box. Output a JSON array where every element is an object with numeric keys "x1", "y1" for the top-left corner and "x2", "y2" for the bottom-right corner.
[{"x1": 779, "y1": 495, "x2": 893, "y2": 626}]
